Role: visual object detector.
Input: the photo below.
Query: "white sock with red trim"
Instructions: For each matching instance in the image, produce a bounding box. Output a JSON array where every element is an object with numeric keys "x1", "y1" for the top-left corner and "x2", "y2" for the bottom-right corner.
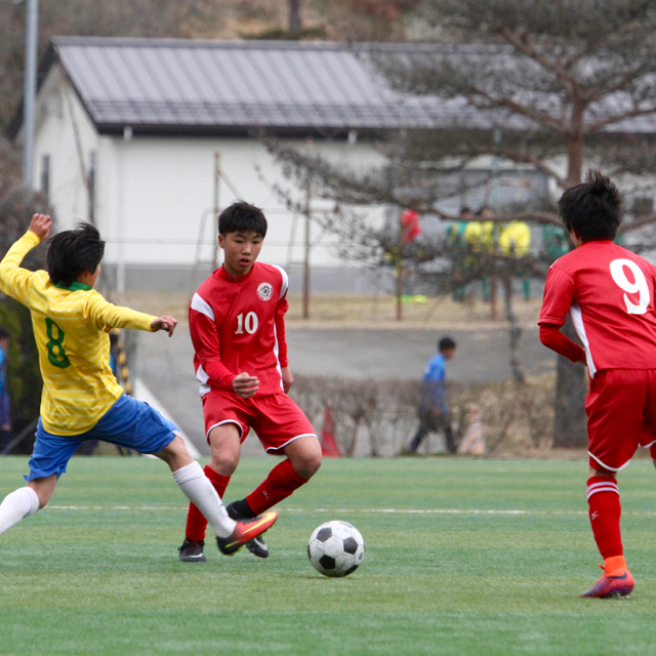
[{"x1": 0, "y1": 487, "x2": 40, "y2": 536}]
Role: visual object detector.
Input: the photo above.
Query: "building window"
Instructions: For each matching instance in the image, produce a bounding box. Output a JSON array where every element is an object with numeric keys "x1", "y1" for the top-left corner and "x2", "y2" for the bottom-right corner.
[{"x1": 40, "y1": 154, "x2": 50, "y2": 200}]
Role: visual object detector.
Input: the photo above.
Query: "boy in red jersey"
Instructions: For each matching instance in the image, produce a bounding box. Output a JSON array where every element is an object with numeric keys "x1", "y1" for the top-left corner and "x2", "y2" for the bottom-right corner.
[
  {"x1": 539, "y1": 170, "x2": 656, "y2": 598},
  {"x1": 179, "y1": 201, "x2": 321, "y2": 562}
]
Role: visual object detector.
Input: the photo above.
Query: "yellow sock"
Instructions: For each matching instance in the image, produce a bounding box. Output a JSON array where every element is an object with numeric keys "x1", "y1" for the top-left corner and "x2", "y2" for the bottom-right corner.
[{"x1": 604, "y1": 555, "x2": 627, "y2": 576}]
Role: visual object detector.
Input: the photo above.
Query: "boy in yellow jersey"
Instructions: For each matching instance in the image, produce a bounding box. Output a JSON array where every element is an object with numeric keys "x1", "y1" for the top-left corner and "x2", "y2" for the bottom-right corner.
[{"x1": 0, "y1": 214, "x2": 277, "y2": 554}]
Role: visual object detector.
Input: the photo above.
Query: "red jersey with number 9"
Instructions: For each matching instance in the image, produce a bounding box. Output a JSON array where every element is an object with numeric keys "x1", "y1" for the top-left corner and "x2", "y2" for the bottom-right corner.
[
  {"x1": 189, "y1": 262, "x2": 289, "y2": 396},
  {"x1": 539, "y1": 240, "x2": 656, "y2": 378}
]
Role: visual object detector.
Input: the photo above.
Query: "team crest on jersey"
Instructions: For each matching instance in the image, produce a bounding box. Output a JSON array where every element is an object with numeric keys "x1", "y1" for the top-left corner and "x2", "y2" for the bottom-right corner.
[{"x1": 257, "y1": 282, "x2": 274, "y2": 301}]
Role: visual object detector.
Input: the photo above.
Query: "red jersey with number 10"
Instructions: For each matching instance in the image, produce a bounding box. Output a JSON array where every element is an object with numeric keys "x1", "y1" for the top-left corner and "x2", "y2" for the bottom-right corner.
[
  {"x1": 190, "y1": 262, "x2": 289, "y2": 397},
  {"x1": 539, "y1": 240, "x2": 656, "y2": 378}
]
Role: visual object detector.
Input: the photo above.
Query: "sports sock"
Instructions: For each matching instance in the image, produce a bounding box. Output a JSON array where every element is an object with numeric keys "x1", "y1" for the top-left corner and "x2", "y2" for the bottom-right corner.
[
  {"x1": 603, "y1": 554, "x2": 628, "y2": 576},
  {"x1": 246, "y1": 459, "x2": 309, "y2": 515},
  {"x1": 228, "y1": 497, "x2": 256, "y2": 519},
  {"x1": 587, "y1": 476, "x2": 623, "y2": 561},
  {"x1": 185, "y1": 466, "x2": 231, "y2": 542},
  {"x1": 172, "y1": 462, "x2": 235, "y2": 539},
  {"x1": 0, "y1": 487, "x2": 40, "y2": 535}
]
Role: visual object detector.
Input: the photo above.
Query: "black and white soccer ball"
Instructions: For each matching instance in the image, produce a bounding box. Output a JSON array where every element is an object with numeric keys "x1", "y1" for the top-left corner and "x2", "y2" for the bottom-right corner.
[{"x1": 307, "y1": 520, "x2": 365, "y2": 577}]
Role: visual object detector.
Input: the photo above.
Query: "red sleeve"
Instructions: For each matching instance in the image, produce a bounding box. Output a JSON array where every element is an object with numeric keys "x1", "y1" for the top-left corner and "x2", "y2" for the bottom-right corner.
[
  {"x1": 189, "y1": 298, "x2": 235, "y2": 391},
  {"x1": 539, "y1": 323, "x2": 585, "y2": 363},
  {"x1": 538, "y1": 265, "x2": 575, "y2": 327},
  {"x1": 275, "y1": 294, "x2": 289, "y2": 368}
]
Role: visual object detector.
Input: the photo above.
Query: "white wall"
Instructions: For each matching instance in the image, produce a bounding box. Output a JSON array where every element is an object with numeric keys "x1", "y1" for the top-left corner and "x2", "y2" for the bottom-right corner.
[
  {"x1": 35, "y1": 65, "x2": 100, "y2": 227},
  {"x1": 34, "y1": 69, "x2": 388, "y2": 281}
]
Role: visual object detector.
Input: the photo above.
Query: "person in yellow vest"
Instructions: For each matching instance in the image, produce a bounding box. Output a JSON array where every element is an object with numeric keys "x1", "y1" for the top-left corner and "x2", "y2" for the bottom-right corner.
[
  {"x1": 448, "y1": 207, "x2": 474, "y2": 302},
  {"x1": 499, "y1": 220, "x2": 532, "y2": 300},
  {"x1": 0, "y1": 213, "x2": 277, "y2": 554},
  {"x1": 466, "y1": 206, "x2": 496, "y2": 301},
  {"x1": 499, "y1": 220, "x2": 531, "y2": 257}
]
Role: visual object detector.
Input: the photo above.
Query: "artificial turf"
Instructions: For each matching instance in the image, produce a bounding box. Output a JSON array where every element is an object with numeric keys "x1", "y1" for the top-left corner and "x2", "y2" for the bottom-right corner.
[{"x1": 1, "y1": 455, "x2": 656, "y2": 655}]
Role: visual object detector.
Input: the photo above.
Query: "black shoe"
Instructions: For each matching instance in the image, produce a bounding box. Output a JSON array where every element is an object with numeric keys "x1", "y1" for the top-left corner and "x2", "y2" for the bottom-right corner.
[
  {"x1": 216, "y1": 511, "x2": 278, "y2": 556},
  {"x1": 227, "y1": 500, "x2": 270, "y2": 559},
  {"x1": 178, "y1": 538, "x2": 206, "y2": 563}
]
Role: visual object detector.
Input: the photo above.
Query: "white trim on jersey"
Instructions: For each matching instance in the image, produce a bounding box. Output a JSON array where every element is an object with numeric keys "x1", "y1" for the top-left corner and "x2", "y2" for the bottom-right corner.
[
  {"x1": 191, "y1": 293, "x2": 215, "y2": 322},
  {"x1": 273, "y1": 321, "x2": 284, "y2": 391},
  {"x1": 271, "y1": 264, "x2": 289, "y2": 299},
  {"x1": 569, "y1": 302, "x2": 597, "y2": 378},
  {"x1": 196, "y1": 364, "x2": 211, "y2": 397}
]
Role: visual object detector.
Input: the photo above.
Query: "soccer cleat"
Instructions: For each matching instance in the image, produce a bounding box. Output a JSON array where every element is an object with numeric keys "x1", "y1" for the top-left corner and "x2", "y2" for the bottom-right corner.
[
  {"x1": 581, "y1": 565, "x2": 634, "y2": 598},
  {"x1": 245, "y1": 536, "x2": 269, "y2": 559},
  {"x1": 227, "y1": 500, "x2": 270, "y2": 559},
  {"x1": 217, "y1": 510, "x2": 278, "y2": 556},
  {"x1": 178, "y1": 538, "x2": 207, "y2": 563}
]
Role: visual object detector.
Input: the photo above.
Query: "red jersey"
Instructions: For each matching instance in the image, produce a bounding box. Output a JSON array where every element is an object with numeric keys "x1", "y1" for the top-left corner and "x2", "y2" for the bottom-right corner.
[
  {"x1": 539, "y1": 240, "x2": 656, "y2": 377},
  {"x1": 190, "y1": 262, "x2": 289, "y2": 396}
]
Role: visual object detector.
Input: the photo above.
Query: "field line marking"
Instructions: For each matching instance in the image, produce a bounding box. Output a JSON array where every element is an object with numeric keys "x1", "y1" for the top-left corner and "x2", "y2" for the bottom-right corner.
[{"x1": 44, "y1": 505, "x2": 656, "y2": 517}]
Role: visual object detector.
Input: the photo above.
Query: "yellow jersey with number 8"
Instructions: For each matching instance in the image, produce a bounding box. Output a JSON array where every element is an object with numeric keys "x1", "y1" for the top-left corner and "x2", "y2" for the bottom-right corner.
[{"x1": 0, "y1": 230, "x2": 156, "y2": 435}]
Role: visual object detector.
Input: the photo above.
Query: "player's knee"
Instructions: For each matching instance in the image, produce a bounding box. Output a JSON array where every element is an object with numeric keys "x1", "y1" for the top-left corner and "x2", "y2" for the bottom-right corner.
[
  {"x1": 28, "y1": 476, "x2": 57, "y2": 509},
  {"x1": 158, "y1": 434, "x2": 192, "y2": 466},
  {"x1": 294, "y1": 450, "x2": 322, "y2": 480},
  {"x1": 209, "y1": 451, "x2": 239, "y2": 476}
]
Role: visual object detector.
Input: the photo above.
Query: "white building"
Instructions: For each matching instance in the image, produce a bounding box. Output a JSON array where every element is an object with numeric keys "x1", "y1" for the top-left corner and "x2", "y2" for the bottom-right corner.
[{"x1": 11, "y1": 37, "x2": 453, "y2": 293}]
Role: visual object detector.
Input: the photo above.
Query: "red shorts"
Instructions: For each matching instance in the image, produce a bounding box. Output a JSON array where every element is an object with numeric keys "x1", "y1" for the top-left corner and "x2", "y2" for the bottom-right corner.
[
  {"x1": 586, "y1": 369, "x2": 656, "y2": 472},
  {"x1": 201, "y1": 389, "x2": 317, "y2": 452}
]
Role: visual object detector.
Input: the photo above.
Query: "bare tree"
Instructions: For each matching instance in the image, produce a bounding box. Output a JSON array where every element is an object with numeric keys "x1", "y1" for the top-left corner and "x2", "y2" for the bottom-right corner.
[
  {"x1": 289, "y1": 0, "x2": 302, "y2": 34},
  {"x1": 266, "y1": 0, "x2": 656, "y2": 448}
]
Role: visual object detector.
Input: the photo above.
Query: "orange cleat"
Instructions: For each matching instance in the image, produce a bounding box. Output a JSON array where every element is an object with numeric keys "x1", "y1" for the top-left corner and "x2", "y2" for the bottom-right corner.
[
  {"x1": 581, "y1": 565, "x2": 634, "y2": 598},
  {"x1": 217, "y1": 510, "x2": 278, "y2": 556}
]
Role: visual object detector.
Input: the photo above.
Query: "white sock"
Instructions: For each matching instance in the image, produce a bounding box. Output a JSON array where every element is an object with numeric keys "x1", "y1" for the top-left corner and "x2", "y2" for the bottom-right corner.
[
  {"x1": 172, "y1": 462, "x2": 236, "y2": 538},
  {"x1": 0, "y1": 487, "x2": 40, "y2": 536}
]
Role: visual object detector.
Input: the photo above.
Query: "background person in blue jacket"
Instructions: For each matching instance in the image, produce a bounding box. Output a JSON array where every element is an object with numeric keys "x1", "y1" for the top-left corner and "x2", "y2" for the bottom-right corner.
[{"x1": 408, "y1": 337, "x2": 457, "y2": 454}]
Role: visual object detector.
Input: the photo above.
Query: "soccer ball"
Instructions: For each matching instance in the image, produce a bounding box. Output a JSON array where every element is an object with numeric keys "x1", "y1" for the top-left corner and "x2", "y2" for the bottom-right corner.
[{"x1": 307, "y1": 520, "x2": 365, "y2": 577}]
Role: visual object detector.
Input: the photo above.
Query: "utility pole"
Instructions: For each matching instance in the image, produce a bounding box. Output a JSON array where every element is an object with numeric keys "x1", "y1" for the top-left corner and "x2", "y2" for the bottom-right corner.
[
  {"x1": 22, "y1": 0, "x2": 39, "y2": 187},
  {"x1": 213, "y1": 153, "x2": 221, "y2": 270},
  {"x1": 303, "y1": 174, "x2": 311, "y2": 319},
  {"x1": 490, "y1": 128, "x2": 502, "y2": 321}
]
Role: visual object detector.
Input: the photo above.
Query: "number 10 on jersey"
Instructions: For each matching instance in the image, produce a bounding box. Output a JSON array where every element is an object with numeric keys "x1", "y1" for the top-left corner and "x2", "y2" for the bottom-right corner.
[{"x1": 235, "y1": 312, "x2": 258, "y2": 335}]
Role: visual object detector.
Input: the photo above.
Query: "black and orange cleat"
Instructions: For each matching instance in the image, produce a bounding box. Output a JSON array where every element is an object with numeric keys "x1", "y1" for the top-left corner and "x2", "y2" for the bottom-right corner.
[
  {"x1": 227, "y1": 499, "x2": 269, "y2": 559},
  {"x1": 217, "y1": 510, "x2": 278, "y2": 556},
  {"x1": 581, "y1": 565, "x2": 634, "y2": 598}
]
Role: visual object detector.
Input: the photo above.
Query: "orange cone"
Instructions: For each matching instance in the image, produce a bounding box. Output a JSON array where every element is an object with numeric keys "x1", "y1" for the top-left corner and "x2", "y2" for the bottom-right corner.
[{"x1": 320, "y1": 404, "x2": 342, "y2": 457}]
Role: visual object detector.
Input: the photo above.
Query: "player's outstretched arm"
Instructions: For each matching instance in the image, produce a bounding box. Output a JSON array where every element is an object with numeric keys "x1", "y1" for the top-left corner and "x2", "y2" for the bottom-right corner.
[
  {"x1": 0, "y1": 213, "x2": 52, "y2": 305},
  {"x1": 150, "y1": 315, "x2": 177, "y2": 337},
  {"x1": 28, "y1": 213, "x2": 52, "y2": 242}
]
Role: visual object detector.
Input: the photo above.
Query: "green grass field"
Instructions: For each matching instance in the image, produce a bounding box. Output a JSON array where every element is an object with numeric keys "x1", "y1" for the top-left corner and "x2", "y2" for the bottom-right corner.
[{"x1": 1, "y1": 456, "x2": 656, "y2": 656}]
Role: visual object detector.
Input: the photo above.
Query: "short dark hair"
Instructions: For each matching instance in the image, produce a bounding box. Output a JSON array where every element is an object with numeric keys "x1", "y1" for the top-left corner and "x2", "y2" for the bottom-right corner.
[
  {"x1": 0, "y1": 327, "x2": 9, "y2": 340},
  {"x1": 47, "y1": 222, "x2": 105, "y2": 287},
  {"x1": 218, "y1": 201, "x2": 267, "y2": 237},
  {"x1": 558, "y1": 170, "x2": 622, "y2": 242},
  {"x1": 438, "y1": 336, "x2": 456, "y2": 352}
]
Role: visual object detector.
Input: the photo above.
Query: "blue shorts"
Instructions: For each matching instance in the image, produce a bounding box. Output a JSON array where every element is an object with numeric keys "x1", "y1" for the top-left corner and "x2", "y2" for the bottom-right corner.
[{"x1": 26, "y1": 394, "x2": 178, "y2": 481}]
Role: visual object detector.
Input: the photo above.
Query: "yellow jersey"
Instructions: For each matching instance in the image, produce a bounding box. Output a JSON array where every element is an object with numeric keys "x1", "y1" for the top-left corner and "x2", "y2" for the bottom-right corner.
[{"x1": 0, "y1": 230, "x2": 157, "y2": 435}]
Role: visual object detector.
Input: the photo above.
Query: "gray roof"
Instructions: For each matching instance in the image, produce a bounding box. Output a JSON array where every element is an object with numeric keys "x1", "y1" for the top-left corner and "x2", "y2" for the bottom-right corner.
[
  {"x1": 12, "y1": 36, "x2": 656, "y2": 138},
  {"x1": 49, "y1": 37, "x2": 449, "y2": 135}
]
